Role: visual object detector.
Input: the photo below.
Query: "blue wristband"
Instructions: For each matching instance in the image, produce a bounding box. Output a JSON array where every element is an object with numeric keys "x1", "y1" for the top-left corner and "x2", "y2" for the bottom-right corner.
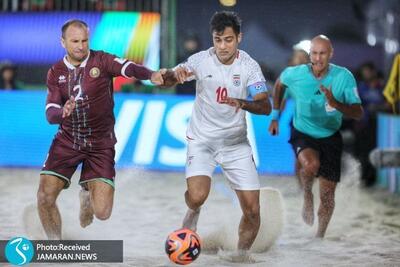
[{"x1": 271, "y1": 109, "x2": 280, "y2": 120}]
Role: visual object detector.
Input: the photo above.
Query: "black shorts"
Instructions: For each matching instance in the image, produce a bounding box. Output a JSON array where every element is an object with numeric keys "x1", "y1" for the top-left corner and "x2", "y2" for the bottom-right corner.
[{"x1": 289, "y1": 127, "x2": 343, "y2": 182}]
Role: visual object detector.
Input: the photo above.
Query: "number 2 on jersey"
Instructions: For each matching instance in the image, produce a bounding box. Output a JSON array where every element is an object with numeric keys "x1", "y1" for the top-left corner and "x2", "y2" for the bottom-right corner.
[
  {"x1": 73, "y1": 85, "x2": 83, "y2": 101},
  {"x1": 216, "y1": 87, "x2": 227, "y2": 102}
]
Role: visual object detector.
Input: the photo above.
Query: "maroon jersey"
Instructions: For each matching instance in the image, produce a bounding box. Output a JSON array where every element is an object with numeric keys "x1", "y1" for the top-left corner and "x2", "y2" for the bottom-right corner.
[{"x1": 46, "y1": 50, "x2": 152, "y2": 150}]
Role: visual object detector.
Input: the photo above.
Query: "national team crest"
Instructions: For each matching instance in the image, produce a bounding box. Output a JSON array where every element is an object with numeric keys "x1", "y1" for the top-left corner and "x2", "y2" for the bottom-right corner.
[
  {"x1": 89, "y1": 67, "x2": 100, "y2": 78},
  {"x1": 233, "y1": 74, "x2": 241, "y2": 87}
]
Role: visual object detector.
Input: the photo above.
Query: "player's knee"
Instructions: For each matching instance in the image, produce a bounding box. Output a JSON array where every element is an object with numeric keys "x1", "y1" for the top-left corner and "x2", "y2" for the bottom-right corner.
[
  {"x1": 187, "y1": 191, "x2": 207, "y2": 208},
  {"x1": 37, "y1": 189, "x2": 57, "y2": 207},
  {"x1": 320, "y1": 191, "x2": 335, "y2": 208},
  {"x1": 93, "y1": 207, "x2": 112, "y2": 221},
  {"x1": 302, "y1": 160, "x2": 320, "y2": 177},
  {"x1": 243, "y1": 204, "x2": 260, "y2": 222},
  {"x1": 95, "y1": 213, "x2": 111, "y2": 221}
]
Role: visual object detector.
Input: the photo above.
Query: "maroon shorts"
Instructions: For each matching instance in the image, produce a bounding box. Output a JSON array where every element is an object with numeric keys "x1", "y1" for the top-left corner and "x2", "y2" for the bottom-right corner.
[{"x1": 41, "y1": 138, "x2": 115, "y2": 189}]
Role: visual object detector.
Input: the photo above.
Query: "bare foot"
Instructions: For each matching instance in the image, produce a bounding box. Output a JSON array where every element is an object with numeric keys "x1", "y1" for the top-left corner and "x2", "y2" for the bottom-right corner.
[
  {"x1": 218, "y1": 249, "x2": 256, "y2": 263},
  {"x1": 302, "y1": 194, "x2": 314, "y2": 226},
  {"x1": 182, "y1": 208, "x2": 200, "y2": 231},
  {"x1": 79, "y1": 189, "x2": 93, "y2": 228},
  {"x1": 315, "y1": 232, "x2": 325, "y2": 239}
]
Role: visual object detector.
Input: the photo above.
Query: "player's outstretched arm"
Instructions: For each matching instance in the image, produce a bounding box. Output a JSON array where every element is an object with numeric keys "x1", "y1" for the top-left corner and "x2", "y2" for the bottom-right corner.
[
  {"x1": 174, "y1": 66, "x2": 194, "y2": 84},
  {"x1": 160, "y1": 69, "x2": 180, "y2": 87},
  {"x1": 219, "y1": 92, "x2": 271, "y2": 115},
  {"x1": 150, "y1": 69, "x2": 165, "y2": 86},
  {"x1": 151, "y1": 68, "x2": 190, "y2": 87}
]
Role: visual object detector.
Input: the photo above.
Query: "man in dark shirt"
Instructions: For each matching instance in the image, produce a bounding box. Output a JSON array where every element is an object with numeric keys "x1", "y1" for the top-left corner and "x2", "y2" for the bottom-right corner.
[{"x1": 38, "y1": 19, "x2": 165, "y2": 239}]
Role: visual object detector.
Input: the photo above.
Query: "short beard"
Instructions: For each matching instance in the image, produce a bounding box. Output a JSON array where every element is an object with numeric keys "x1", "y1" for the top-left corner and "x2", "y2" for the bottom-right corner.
[{"x1": 217, "y1": 52, "x2": 236, "y2": 64}]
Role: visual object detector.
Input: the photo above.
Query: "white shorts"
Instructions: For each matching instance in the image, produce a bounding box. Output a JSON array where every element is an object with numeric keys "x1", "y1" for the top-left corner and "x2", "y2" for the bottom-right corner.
[{"x1": 185, "y1": 140, "x2": 260, "y2": 190}]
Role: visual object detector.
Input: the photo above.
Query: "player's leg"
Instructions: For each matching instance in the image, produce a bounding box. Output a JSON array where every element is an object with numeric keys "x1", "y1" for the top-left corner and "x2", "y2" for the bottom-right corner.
[
  {"x1": 182, "y1": 140, "x2": 216, "y2": 231},
  {"x1": 79, "y1": 188, "x2": 93, "y2": 228},
  {"x1": 79, "y1": 180, "x2": 114, "y2": 224},
  {"x1": 316, "y1": 131, "x2": 341, "y2": 238},
  {"x1": 37, "y1": 174, "x2": 65, "y2": 240},
  {"x1": 297, "y1": 148, "x2": 320, "y2": 226},
  {"x1": 295, "y1": 159, "x2": 303, "y2": 189},
  {"x1": 87, "y1": 180, "x2": 114, "y2": 220},
  {"x1": 80, "y1": 147, "x2": 116, "y2": 225},
  {"x1": 219, "y1": 142, "x2": 260, "y2": 262},
  {"x1": 291, "y1": 123, "x2": 303, "y2": 190},
  {"x1": 316, "y1": 177, "x2": 337, "y2": 238},
  {"x1": 182, "y1": 175, "x2": 211, "y2": 231},
  {"x1": 38, "y1": 139, "x2": 79, "y2": 239},
  {"x1": 235, "y1": 190, "x2": 260, "y2": 250},
  {"x1": 218, "y1": 189, "x2": 259, "y2": 263},
  {"x1": 289, "y1": 128, "x2": 321, "y2": 226}
]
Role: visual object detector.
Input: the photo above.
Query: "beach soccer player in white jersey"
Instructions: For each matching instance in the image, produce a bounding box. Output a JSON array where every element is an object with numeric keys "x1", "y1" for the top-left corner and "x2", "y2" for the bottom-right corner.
[{"x1": 173, "y1": 11, "x2": 271, "y2": 262}]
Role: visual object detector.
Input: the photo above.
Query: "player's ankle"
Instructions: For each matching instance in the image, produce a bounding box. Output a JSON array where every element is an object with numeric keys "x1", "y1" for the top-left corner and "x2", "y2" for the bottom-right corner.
[
  {"x1": 190, "y1": 207, "x2": 200, "y2": 212},
  {"x1": 236, "y1": 249, "x2": 249, "y2": 256}
]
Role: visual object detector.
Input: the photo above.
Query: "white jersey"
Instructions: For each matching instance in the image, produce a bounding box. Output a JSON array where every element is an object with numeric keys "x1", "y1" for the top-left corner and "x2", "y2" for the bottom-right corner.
[{"x1": 180, "y1": 48, "x2": 266, "y2": 146}]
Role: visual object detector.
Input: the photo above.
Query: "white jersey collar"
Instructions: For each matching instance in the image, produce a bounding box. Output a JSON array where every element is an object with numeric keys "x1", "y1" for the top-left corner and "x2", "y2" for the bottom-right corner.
[{"x1": 63, "y1": 51, "x2": 90, "y2": 70}]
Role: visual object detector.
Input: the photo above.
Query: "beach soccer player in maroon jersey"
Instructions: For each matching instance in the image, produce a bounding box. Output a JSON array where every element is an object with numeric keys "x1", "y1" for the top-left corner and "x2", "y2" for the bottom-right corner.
[{"x1": 37, "y1": 19, "x2": 166, "y2": 239}]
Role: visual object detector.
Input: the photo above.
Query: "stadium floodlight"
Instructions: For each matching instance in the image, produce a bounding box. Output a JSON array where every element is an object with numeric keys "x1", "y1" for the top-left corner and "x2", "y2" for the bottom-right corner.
[{"x1": 219, "y1": 0, "x2": 236, "y2": 7}]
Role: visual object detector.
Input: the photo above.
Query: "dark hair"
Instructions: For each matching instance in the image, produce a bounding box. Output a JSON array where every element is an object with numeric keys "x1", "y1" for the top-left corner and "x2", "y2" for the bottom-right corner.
[
  {"x1": 210, "y1": 11, "x2": 241, "y2": 35},
  {"x1": 359, "y1": 61, "x2": 376, "y2": 71},
  {"x1": 0, "y1": 63, "x2": 16, "y2": 73},
  {"x1": 61, "y1": 19, "x2": 88, "y2": 38}
]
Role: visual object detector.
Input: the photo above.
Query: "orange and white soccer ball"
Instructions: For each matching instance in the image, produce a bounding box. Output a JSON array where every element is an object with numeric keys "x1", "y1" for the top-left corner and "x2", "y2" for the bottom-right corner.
[{"x1": 165, "y1": 228, "x2": 201, "y2": 265}]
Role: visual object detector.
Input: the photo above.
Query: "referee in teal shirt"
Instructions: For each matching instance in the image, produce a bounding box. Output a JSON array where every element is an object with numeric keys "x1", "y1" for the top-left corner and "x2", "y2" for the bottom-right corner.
[{"x1": 269, "y1": 35, "x2": 363, "y2": 238}]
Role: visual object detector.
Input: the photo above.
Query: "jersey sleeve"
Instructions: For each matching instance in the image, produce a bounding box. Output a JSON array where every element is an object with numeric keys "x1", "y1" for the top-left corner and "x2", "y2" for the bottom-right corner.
[
  {"x1": 45, "y1": 68, "x2": 62, "y2": 111},
  {"x1": 246, "y1": 60, "x2": 266, "y2": 86},
  {"x1": 176, "y1": 50, "x2": 210, "y2": 81},
  {"x1": 279, "y1": 67, "x2": 293, "y2": 88},
  {"x1": 245, "y1": 58, "x2": 268, "y2": 97},
  {"x1": 101, "y1": 52, "x2": 153, "y2": 80},
  {"x1": 283, "y1": 89, "x2": 290, "y2": 99},
  {"x1": 341, "y1": 71, "x2": 362, "y2": 105}
]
